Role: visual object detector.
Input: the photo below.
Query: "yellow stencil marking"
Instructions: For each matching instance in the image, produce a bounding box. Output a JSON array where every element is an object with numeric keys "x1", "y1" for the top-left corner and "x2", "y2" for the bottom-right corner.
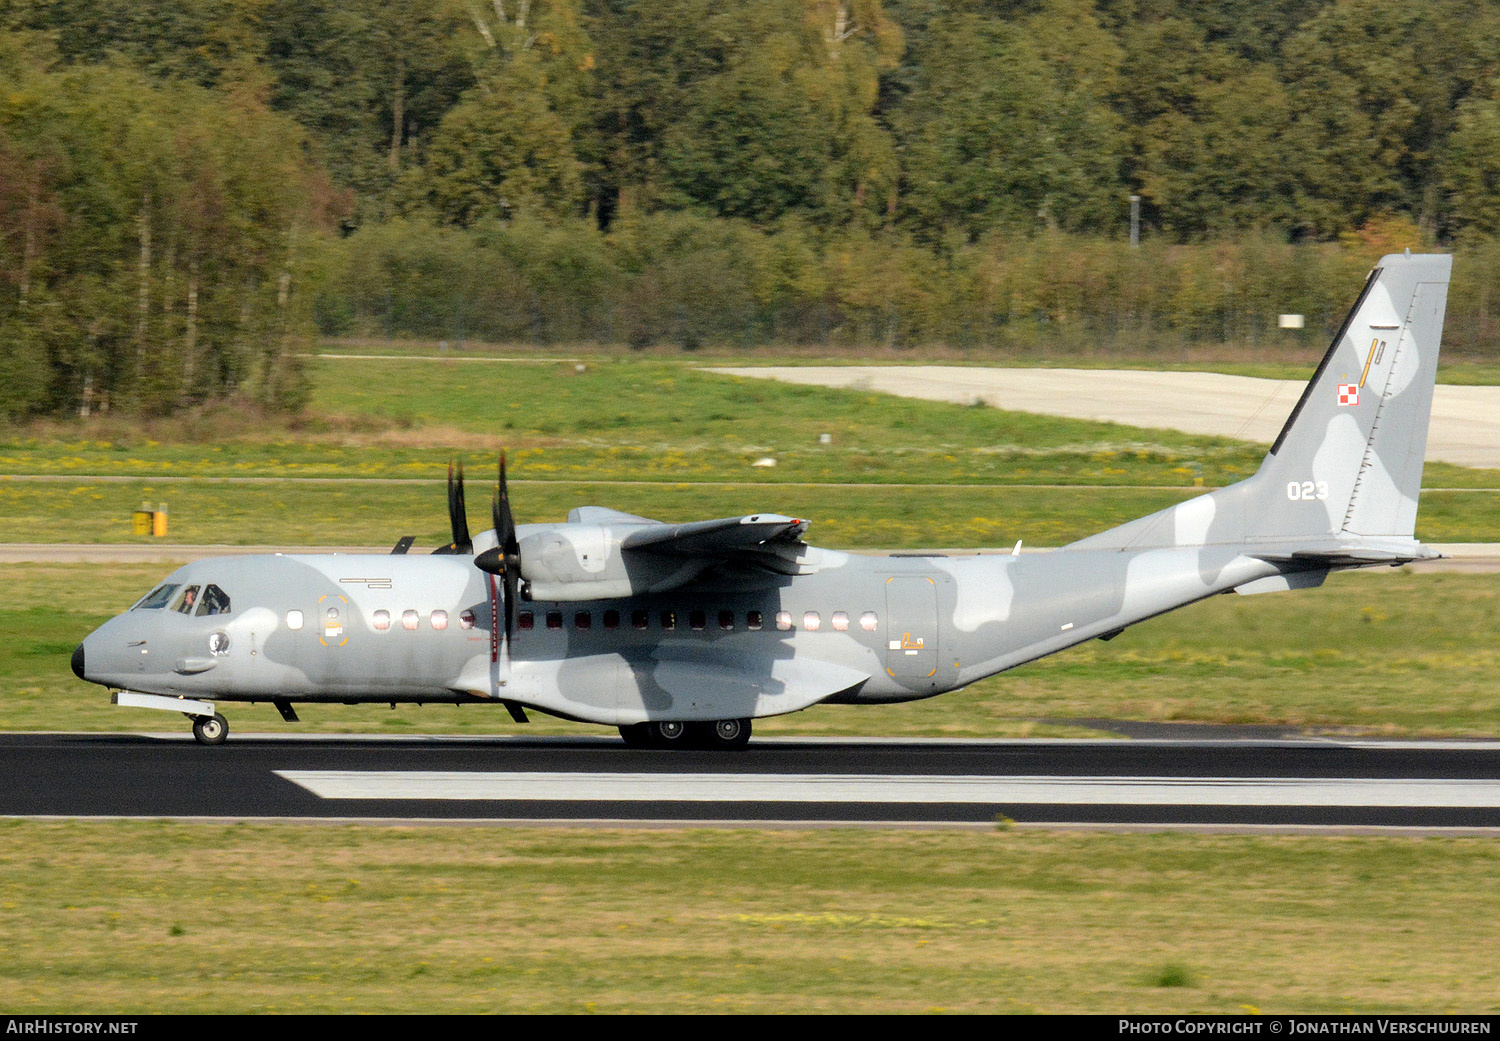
[{"x1": 1359, "y1": 337, "x2": 1379, "y2": 387}]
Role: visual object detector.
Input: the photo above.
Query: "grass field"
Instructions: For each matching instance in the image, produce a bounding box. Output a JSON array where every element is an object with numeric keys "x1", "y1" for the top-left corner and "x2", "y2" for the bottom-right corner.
[
  {"x1": 2, "y1": 821, "x2": 1497, "y2": 1014},
  {"x1": 3, "y1": 355, "x2": 1500, "y2": 548}
]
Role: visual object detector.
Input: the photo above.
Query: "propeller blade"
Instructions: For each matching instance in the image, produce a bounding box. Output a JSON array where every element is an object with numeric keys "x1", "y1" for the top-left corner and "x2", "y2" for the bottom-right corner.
[
  {"x1": 496, "y1": 453, "x2": 518, "y2": 558},
  {"x1": 448, "y1": 460, "x2": 472, "y2": 554},
  {"x1": 475, "y1": 453, "x2": 523, "y2": 648}
]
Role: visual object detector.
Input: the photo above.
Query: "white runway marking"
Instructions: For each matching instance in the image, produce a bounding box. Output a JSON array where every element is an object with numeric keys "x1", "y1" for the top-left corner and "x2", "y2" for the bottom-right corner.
[{"x1": 276, "y1": 771, "x2": 1500, "y2": 807}]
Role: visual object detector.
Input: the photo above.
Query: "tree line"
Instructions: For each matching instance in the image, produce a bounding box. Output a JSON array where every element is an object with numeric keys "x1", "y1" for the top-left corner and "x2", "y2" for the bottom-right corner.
[{"x1": 6, "y1": 0, "x2": 1500, "y2": 418}]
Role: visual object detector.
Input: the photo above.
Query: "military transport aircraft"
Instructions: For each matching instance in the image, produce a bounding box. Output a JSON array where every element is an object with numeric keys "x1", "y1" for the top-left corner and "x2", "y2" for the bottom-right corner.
[{"x1": 73, "y1": 251, "x2": 1452, "y2": 749}]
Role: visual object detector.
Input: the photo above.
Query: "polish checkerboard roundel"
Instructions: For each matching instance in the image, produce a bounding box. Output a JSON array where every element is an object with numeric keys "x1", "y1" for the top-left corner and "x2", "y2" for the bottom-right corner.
[{"x1": 1338, "y1": 384, "x2": 1359, "y2": 406}]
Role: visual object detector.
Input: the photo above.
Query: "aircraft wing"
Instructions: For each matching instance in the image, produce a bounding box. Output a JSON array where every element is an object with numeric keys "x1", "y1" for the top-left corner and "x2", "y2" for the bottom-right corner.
[
  {"x1": 517, "y1": 513, "x2": 812, "y2": 600},
  {"x1": 568, "y1": 506, "x2": 660, "y2": 525},
  {"x1": 621, "y1": 514, "x2": 809, "y2": 556}
]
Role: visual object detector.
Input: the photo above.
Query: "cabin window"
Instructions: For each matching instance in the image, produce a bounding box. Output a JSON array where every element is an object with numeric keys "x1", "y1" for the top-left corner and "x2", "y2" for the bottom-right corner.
[
  {"x1": 719, "y1": 610, "x2": 735, "y2": 631},
  {"x1": 460, "y1": 610, "x2": 476, "y2": 630},
  {"x1": 832, "y1": 611, "x2": 849, "y2": 632},
  {"x1": 632, "y1": 610, "x2": 649, "y2": 630},
  {"x1": 402, "y1": 609, "x2": 419, "y2": 631},
  {"x1": 133, "y1": 584, "x2": 179, "y2": 610},
  {"x1": 195, "y1": 584, "x2": 231, "y2": 616},
  {"x1": 287, "y1": 610, "x2": 304, "y2": 631},
  {"x1": 803, "y1": 611, "x2": 821, "y2": 631},
  {"x1": 775, "y1": 611, "x2": 793, "y2": 631},
  {"x1": 575, "y1": 611, "x2": 592, "y2": 630},
  {"x1": 173, "y1": 586, "x2": 202, "y2": 614},
  {"x1": 431, "y1": 610, "x2": 448, "y2": 631},
  {"x1": 689, "y1": 610, "x2": 706, "y2": 631},
  {"x1": 372, "y1": 610, "x2": 390, "y2": 631},
  {"x1": 661, "y1": 610, "x2": 676, "y2": 630},
  {"x1": 603, "y1": 609, "x2": 620, "y2": 630},
  {"x1": 546, "y1": 611, "x2": 563, "y2": 630},
  {"x1": 747, "y1": 610, "x2": 763, "y2": 630},
  {"x1": 518, "y1": 611, "x2": 535, "y2": 630},
  {"x1": 861, "y1": 611, "x2": 878, "y2": 632}
]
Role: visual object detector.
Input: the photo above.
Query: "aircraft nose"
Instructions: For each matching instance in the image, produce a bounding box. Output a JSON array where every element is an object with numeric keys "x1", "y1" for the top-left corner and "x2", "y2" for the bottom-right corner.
[{"x1": 71, "y1": 643, "x2": 85, "y2": 681}]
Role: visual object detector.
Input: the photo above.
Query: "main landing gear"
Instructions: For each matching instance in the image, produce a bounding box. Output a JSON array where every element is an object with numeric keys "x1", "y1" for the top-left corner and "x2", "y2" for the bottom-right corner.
[
  {"x1": 618, "y1": 718, "x2": 752, "y2": 751},
  {"x1": 191, "y1": 712, "x2": 229, "y2": 745}
]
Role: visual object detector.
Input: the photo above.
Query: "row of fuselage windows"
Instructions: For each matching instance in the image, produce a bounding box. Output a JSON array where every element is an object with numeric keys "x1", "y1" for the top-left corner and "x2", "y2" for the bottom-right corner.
[
  {"x1": 282, "y1": 607, "x2": 880, "y2": 634},
  {"x1": 523, "y1": 608, "x2": 879, "y2": 633}
]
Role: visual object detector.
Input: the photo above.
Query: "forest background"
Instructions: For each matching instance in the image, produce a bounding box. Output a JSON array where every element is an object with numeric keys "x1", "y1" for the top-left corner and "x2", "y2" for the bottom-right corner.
[{"x1": 7, "y1": 0, "x2": 1500, "y2": 422}]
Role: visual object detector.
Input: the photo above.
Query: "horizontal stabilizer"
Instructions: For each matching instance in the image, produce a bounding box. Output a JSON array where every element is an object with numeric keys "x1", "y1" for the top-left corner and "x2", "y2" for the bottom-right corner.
[{"x1": 1247, "y1": 538, "x2": 1443, "y2": 568}]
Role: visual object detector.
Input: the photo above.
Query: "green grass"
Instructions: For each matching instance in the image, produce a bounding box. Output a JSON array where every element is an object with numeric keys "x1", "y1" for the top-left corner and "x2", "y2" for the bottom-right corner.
[
  {"x1": 5, "y1": 356, "x2": 1500, "y2": 545},
  {"x1": 2, "y1": 356, "x2": 1273, "y2": 485},
  {"x1": 1, "y1": 821, "x2": 1497, "y2": 1014},
  {"x1": 16, "y1": 563, "x2": 1500, "y2": 737},
  {"x1": 7, "y1": 476, "x2": 1500, "y2": 546},
  {"x1": 0, "y1": 478, "x2": 1209, "y2": 547}
]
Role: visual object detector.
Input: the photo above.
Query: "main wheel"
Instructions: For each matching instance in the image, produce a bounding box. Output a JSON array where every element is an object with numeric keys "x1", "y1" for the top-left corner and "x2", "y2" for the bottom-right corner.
[
  {"x1": 192, "y1": 713, "x2": 228, "y2": 745},
  {"x1": 618, "y1": 723, "x2": 652, "y2": 748},
  {"x1": 647, "y1": 720, "x2": 692, "y2": 748},
  {"x1": 704, "y1": 718, "x2": 751, "y2": 751}
]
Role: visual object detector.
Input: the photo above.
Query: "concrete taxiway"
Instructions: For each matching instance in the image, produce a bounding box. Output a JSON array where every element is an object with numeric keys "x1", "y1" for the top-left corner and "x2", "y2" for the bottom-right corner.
[{"x1": 708, "y1": 366, "x2": 1500, "y2": 469}]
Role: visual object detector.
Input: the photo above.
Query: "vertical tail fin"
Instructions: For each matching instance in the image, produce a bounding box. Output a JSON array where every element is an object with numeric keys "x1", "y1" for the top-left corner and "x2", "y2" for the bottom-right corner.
[
  {"x1": 1253, "y1": 251, "x2": 1450, "y2": 540},
  {"x1": 1071, "y1": 252, "x2": 1450, "y2": 554}
]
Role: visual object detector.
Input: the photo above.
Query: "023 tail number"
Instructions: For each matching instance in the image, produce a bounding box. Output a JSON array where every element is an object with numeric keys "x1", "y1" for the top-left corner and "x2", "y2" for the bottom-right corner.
[{"x1": 1287, "y1": 480, "x2": 1328, "y2": 501}]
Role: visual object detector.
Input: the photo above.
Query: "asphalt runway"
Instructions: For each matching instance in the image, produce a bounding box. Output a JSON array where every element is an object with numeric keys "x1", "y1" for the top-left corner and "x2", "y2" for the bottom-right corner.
[{"x1": 5, "y1": 733, "x2": 1500, "y2": 830}]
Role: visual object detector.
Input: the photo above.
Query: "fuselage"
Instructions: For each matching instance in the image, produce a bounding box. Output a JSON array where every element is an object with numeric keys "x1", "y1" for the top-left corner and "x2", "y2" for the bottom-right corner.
[{"x1": 75, "y1": 543, "x2": 1280, "y2": 726}]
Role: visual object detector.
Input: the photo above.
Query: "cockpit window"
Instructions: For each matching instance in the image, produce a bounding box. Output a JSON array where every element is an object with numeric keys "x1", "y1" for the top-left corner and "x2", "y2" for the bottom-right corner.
[
  {"x1": 173, "y1": 586, "x2": 202, "y2": 614},
  {"x1": 133, "y1": 584, "x2": 180, "y2": 610},
  {"x1": 195, "y1": 584, "x2": 231, "y2": 616}
]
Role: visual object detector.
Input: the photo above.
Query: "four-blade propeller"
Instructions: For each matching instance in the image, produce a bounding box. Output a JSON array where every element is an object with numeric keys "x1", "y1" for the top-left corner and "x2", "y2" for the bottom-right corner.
[{"x1": 472, "y1": 454, "x2": 523, "y2": 646}]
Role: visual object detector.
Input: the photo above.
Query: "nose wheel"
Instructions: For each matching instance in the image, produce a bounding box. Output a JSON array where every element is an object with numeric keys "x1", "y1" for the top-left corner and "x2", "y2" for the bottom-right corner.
[{"x1": 191, "y1": 712, "x2": 229, "y2": 745}]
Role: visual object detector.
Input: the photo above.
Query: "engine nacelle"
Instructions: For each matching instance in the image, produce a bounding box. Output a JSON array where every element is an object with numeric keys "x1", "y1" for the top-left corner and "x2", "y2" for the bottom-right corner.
[{"x1": 517, "y1": 524, "x2": 709, "y2": 602}]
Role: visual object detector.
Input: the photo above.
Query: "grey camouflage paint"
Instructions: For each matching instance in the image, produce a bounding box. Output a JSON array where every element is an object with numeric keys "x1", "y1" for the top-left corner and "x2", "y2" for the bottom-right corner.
[{"x1": 77, "y1": 253, "x2": 1450, "y2": 730}]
